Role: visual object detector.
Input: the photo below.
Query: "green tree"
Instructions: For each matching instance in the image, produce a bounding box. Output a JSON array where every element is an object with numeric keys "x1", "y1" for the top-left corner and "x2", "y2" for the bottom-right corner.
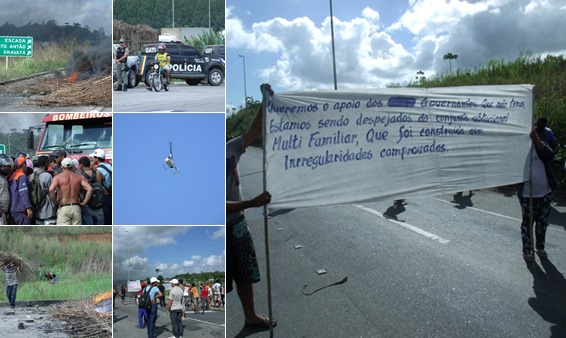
[
  {"x1": 443, "y1": 52, "x2": 458, "y2": 73},
  {"x1": 184, "y1": 30, "x2": 225, "y2": 52}
]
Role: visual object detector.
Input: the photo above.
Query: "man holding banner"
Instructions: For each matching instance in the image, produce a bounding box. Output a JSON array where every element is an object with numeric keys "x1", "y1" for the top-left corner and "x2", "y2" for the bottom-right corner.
[
  {"x1": 226, "y1": 84, "x2": 277, "y2": 329},
  {"x1": 517, "y1": 128, "x2": 557, "y2": 260}
]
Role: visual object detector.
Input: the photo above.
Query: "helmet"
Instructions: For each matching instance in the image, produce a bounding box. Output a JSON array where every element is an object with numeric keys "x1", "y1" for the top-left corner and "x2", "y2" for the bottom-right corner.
[
  {"x1": 0, "y1": 154, "x2": 12, "y2": 166},
  {"x1": 0, "y1": 154, "x2": 13, "y2": 176},
  {"x1": 158, "y1": 44, "x2": 166, "y2": 51}
]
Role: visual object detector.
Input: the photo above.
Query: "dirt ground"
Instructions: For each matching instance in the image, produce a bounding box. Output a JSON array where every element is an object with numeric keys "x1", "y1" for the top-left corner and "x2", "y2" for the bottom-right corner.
[
  {"x1": 0, "y1": 304, "x2": 68, "y2": 338},
  {"x1": 55, "y1": 232, "x2": 112, "y2": 243},
  {"x1": 0, "y1": 71, "x2": 111, "y2": 108},
  {"x1": 0, "y1": 72, "x2": 64, "y2": 96}
]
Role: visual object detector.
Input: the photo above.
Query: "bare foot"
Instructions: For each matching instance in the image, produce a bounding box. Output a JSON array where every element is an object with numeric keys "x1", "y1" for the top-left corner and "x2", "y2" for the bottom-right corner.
[{"x1": 244, "y1": 315, "x2": 277, "y2": 328}]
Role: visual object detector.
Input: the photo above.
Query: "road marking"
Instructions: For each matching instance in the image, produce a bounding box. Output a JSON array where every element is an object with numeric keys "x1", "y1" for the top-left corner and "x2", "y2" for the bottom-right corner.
[
  {"x1": 352, "y1": 204, "x2": 450, "y2": 244},
  {"x1": 185, "y1": 313, "x2": 224, "y2": 326},
  {"x1": 432, "y1": 197, "x2": 521, "y2": 222}
]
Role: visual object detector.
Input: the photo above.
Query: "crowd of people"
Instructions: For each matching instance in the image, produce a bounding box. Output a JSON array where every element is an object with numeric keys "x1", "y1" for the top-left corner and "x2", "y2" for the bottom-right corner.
[
  {"x1": 115, "y1": 278, "x2": 225, "y2": 338},
  {"x1": 0, "y1": 148, "x2": 112, "y2": 225}
]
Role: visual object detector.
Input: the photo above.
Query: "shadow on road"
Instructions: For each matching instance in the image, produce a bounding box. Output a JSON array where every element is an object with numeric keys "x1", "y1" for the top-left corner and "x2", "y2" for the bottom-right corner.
[
  {"x1": 383, "y1": 200, "x2": 407, "y2": 221},
  {"x1": 452, "y1": 191, "x2": 474, "y2": 209},
  {"x1": 268, "y1": 208, "x2": 295, "y2": 217},
  {"x1": 492, "y1": 185, "x2": 566, "y2": 230},
  {"x1": 154, "y1": 323, "x2": 171, "y2": 337},
  {"x1": 526, "y1": 258, "x2": 566, "y2": 337},
  {"x1": 113, "y1": 314, "x2": 128, "y2": 324},
  {"x1": 548, "y1": 207, "x2": 566, "y2": 230},
  {"x1": 232, "y1": 324, "x2": 270, "y2": 338}
]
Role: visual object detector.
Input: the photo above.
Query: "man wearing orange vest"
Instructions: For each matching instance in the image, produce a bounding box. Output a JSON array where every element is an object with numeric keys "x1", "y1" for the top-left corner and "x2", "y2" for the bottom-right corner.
[{"x1": 8, "y1": 156, "x2": 33, "y2": 225}]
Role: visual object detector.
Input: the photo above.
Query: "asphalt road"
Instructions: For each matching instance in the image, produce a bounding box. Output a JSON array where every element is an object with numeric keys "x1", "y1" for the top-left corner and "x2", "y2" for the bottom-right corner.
[
  {"x1": 113, "y1": 82, "x2": 225, "y2": 112},
  {"x1": 227, "y1": 147, "x2": 566, "y2": 338},
  {"x1": 113, "y1": 298, "x2": 225, "y2": 338},
  {"x1": 0, "y1": 93, "x2": 111, "y2": 112}
]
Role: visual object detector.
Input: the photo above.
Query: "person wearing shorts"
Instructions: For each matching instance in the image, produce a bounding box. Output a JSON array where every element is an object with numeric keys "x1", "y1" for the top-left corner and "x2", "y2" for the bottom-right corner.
[{"x1": 226, "y1": 83, "x2": 277, "y2": 329}]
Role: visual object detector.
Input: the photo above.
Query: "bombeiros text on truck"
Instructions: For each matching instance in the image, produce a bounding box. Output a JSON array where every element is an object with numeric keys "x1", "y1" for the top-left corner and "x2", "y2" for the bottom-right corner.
[{"x1": 28, "y1": 113, "x2": 112, "y2": 163}]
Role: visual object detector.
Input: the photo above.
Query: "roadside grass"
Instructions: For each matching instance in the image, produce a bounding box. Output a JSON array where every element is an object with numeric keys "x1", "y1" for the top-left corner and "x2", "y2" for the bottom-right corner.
[
  {"x1": 0, "y1": 40, "x2": 86, "y2": 81},
  {"x1": 409, "y1": 53, "x2": 566, "y2": 188},
  {"x1": 0, "y1": 227, "x2": 111, "y2": 301},
  {"x1": 0, "y1": 226, "x2": 110, "y2": 235},
  {"x1": 2, "y1": 272, "x2": 111, "y2": 301}
]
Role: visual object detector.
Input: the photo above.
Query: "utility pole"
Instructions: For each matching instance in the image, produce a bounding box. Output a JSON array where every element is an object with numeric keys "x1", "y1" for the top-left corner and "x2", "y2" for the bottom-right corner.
[
  {"x1": 238, "y1": 55, "x2": 247, "y2": 108},
  {"x1": 330, "y1": 0, "x2": 338, "y2": 90}
]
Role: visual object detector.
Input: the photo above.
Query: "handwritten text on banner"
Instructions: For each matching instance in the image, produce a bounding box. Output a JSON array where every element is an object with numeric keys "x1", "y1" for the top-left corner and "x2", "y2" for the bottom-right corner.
[{"x1": 265, "y1": 85, "x2": 533, "y2": 209}]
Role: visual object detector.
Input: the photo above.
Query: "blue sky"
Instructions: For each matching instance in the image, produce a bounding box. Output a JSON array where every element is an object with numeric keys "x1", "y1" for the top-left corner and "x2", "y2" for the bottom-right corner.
[
  {"x1": 226, "y1": 0, "x2": 566, "y2": 111},
  {"x1": 113, "y1": 226, "x2": 225, "y2": 281},
  {"x1": 113, "y1": 113, "x2": 225, "y2": 225}
]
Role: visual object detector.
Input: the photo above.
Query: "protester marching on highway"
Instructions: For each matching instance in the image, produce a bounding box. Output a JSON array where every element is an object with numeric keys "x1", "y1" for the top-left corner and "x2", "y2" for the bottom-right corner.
[{"x1": 226, "y1": 83, "x2": 278, "y2": 329}]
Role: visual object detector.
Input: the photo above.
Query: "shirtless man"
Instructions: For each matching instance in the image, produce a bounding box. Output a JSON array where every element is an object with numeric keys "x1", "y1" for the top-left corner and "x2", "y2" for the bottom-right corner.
[{"x1": 48, "y1": 158, "x2": 92, "y2": 225}]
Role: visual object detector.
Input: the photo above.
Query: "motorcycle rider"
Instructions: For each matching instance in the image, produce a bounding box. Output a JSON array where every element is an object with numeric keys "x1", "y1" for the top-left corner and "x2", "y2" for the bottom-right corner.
[
  {"x1": 114, "y1": 38, "x2": 130, "y2": 92},
  {"x1": 154, "y1": 44, "x2": 171, "y2": 84}
]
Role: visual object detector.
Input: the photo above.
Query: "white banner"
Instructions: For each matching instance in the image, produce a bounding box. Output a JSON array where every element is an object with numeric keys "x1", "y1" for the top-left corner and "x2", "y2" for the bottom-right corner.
[
  {"x1": 265, "y1": 85, "x2": 533, "y2": 209},
  {"x1": 127, "y1": 280, "x2": 142, "y2": 292}
]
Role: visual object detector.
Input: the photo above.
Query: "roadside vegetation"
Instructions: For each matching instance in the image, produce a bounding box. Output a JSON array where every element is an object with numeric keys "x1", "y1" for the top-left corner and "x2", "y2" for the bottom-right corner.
[
  {"x1": 114, "y1": 0, "x2": 225, "y2": 32},
  {"x1": 408, "y1": 53, "x2": 566, "y2": 189},
  {"x1": 0, "y1": 40, "x2": 82, "y2": 81},
  {"x1": 0, "y1": 227, "x2": 112, "y2": 300},
  {"x1": 184, "y1": 30, "x2": 225, "y2": 54},
  {"x1": 226, "y1": 53, "x2": 566, "y2": 188}
]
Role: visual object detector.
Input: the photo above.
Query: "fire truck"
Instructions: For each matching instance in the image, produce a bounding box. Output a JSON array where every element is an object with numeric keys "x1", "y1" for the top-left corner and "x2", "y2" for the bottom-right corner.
[{"x1": 27, "y1": 113, "x2": 112, "y2": 163}]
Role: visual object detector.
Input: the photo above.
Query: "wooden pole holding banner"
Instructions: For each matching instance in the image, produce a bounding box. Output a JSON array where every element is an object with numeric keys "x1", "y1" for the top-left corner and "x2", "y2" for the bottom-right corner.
[
  {"x1": 529, "y1": 88, "x2": 535, "y2": 266},
  {"x1": 261, "y1": 86, "x2": 275, "y2": 337}
]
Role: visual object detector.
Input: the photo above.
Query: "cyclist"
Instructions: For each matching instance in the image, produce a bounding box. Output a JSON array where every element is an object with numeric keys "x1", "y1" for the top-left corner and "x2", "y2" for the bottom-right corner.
[{"x1": 154, "y1": 44, "x2": 171, "y2": 84}]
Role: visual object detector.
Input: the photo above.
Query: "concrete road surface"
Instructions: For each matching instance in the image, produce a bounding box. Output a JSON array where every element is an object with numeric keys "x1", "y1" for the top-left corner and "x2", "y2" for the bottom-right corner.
[
  {"x1": 226, "y1": 146, "x2": 566, "y2": 338},
  {"x1": 113, "y1": 299, "x2": 225, "y2": 338},
  {"x1": 113, "y1": 83, "x2": 225, "y2": 112}
]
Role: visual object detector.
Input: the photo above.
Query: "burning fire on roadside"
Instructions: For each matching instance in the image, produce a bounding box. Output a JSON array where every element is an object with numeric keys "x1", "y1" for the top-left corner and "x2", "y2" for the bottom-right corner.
[
  {"x1": 93, "y1": 291, "x2": 113, "y2": 315},
  {"x1": 65, "y1": 37, "x2": 112, "y2": 82},
  {"x1": 66, "y1": 72, "x2": 78, "y2": 83}
]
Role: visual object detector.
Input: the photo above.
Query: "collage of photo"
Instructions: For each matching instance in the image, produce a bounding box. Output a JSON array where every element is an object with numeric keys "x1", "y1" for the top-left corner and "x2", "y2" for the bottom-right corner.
[
  {"x1": 2, "y1": 0, "x2": 566, "y2": 338},
  {"x1": 0, "y1": 0, "x2": 230, "y2": 337}
]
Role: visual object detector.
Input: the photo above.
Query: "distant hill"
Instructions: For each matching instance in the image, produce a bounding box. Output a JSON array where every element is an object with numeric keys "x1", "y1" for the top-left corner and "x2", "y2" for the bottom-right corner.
[{"x1": 0, "y1": 20, "x2": 107, "y2": 43}]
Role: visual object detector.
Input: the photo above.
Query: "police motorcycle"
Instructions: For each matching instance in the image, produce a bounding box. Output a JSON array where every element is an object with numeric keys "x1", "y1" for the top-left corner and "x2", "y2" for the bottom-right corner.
[{"x1": 146, "y1": 62, "x2": 169, "y2": 92}]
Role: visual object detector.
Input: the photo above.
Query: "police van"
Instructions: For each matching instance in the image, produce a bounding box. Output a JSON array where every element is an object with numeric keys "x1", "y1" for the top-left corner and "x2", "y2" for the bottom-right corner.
[{"x1": 137, "y1": 42, "x2": 225, "y2": 86}]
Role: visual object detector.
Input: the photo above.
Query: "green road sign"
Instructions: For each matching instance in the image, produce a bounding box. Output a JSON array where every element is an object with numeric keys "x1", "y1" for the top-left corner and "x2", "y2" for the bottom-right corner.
[
  {"x1": 0, "y1": 144, "x2": 5, "y2": 154},
  {"x1": 0, "y1": 36, "x2": 33, "y2": 57}
]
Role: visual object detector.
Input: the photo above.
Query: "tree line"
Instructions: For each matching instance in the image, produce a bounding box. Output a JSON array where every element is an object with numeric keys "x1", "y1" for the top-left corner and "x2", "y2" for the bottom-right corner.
[
  {"x1": 113, "y1": 0, "x2": 225, "y2": 32},
  {"x1": 0, "y1": 20, "x2": 107, "y2": 43}
]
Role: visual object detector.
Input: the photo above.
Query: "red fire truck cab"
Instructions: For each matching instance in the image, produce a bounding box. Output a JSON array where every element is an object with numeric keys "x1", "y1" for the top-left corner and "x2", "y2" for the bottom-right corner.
[{"x1": 27, "y1": 112, "x2": 112, "y2": 163}]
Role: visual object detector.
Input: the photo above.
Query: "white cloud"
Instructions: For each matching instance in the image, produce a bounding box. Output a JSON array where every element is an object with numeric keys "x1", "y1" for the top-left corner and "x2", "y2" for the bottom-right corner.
[
  {"x1": 211, "y1": 227, "x2": 225, "y2": 240},
  {"x1": 361, "y1": 7, "x2": 380, "y2": 21},
  {"x1": 227, "y1": 1, "x2": 566, "y2": 91},
  {"x1": 389, "y1": 0, "x2": 489, "y2": 36},
  {"x1": 121, "y1": 256, "x2": 148, "y2": 271},
  {"x1": 183, "y1": 260, "x2": 195, "y2": 267}
]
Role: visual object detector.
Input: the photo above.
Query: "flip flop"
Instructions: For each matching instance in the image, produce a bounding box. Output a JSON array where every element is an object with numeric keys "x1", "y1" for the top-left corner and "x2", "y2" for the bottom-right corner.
[{"x1": 244, "y1": 317, "x2": 277, "y2": 329}]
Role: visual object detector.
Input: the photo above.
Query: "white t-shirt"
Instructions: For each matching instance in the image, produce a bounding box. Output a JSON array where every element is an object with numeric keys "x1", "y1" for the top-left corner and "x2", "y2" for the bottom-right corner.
[
  {"x1": 523, "y1": 148, "x2": 551, "y2": 197},
  {"x1": 213, "y1": 282, "x2": 221, "y2": 294}
]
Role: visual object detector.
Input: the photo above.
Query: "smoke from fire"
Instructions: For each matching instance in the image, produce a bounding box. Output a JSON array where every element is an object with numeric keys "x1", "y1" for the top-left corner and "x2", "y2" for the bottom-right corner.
[{"x1": 66, "y1": 37, "x2": 112, "y2": 81}]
